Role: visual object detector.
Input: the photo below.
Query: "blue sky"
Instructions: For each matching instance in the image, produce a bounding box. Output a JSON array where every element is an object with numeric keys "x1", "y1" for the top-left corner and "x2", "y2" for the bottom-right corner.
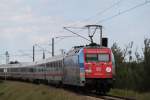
[{"x1": 0, "y1": 0, "x2": 150, "y2": 63}]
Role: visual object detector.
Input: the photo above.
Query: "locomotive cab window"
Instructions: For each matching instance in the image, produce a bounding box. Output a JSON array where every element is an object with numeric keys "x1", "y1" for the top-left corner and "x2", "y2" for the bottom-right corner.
[
  {"x1": 85, "y1": 54, "x2": 98, "y2": 62},
  {"x1": 98, "y1": 54, "x2": 109, "y2": 62},
  {"x1": 85, "y1": 53, "x2": 110, "y2": 62}
]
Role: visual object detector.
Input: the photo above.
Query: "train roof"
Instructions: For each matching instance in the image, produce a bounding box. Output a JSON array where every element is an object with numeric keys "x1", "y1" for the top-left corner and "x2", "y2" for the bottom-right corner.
[
  {"x1": 0, "y1": 54, "x2": 64, "y2": 69},
  {"x1": 0, "y1": 62, "x2": 34, "y2": 68},
  {"x1": 66, "y1": 45, "x2": 111, "y2": 56},
  {"x1": 35, "y1": 55, "x2": 64, "y2": 65}
]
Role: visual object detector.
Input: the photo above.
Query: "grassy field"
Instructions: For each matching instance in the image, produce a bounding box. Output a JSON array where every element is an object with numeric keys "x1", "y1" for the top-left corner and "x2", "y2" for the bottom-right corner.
[
  {"x1": 0, "y1": 80, "x2": 150, "y2": 100},
  {"x1": 0, "y1": 80, "x2": 95, "y2": 100},
  {"x1": 109, "y1": 89, "x2": 150, "y2": 100}
]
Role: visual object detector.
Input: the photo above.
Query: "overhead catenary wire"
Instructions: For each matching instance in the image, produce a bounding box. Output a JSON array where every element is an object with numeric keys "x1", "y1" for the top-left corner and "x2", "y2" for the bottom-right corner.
[
  {"x1": 63, "y1": 0, "x2": 150, "y2": 46},
  {"x1": 64, "y1": 27, "x2": 91, "y2": 42},
  {"x1": 63, "y1": 0, "x2": 123, "y2": 42},
  {"x1": 83, "y1": 0, "x2": 123, "y2": 22},
  {"x1": 95, "y1": 0, "x2": 150, "y2": 24},
  {"x1": 66, "y1": 0, "x2": 150, "y2": 28},
  {"x1": 34, "y1": 44, "x2": 51, "y2": 54},
  {"x1": 66, "y1": 0, "x2": 123, "y2": 28},
  {"x1": 54, "y1": 35, "x2": 80, "y2": 45}
]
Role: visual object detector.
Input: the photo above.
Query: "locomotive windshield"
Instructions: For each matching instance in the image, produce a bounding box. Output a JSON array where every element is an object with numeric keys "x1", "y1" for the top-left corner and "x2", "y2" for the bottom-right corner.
[
  {"x1": 98, "y1": 54, "x2": 109, "y2": 62},
  {"x1": 86, "y1": 54, "x2": 98, "y2": 62},
  {"x1": 85, "y1": 53, "x2": 110, "y2": 62}
]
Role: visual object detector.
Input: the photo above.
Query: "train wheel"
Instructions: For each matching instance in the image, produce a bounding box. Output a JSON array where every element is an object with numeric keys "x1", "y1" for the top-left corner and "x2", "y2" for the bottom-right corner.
[
  {"x1": 33, "y1": 79, "x2": 40, "y2": 84},
  {"x1": 95, "y1": 89, "x2": 105, "y2": 95}
]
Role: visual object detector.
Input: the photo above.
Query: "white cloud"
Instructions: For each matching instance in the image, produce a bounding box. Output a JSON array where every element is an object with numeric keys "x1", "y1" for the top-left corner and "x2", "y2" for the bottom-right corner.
[{"x1": 0, "y1": 1, "x2": 86, "y2": 55}]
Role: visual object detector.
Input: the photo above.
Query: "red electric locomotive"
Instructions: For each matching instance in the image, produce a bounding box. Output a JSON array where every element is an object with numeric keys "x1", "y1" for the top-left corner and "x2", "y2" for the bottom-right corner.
[{"x1": 83, "y1": 47, "x2": 115, "y2": 93}]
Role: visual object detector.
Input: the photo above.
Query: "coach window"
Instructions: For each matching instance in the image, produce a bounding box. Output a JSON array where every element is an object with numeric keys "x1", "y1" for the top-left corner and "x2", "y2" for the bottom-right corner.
[
  {"x1": 51, "y1": 63, "x2": 53, "y2": 67},
  {"x1": 55, "y1": 62, "x2": 57, "y2": 67},
  {"x1": 53, "y1": 62, "x2": 55, "y2": 67},
  {"x1": 0, "y1": 69, "x2": 3, "y2": 72},
  {"x1": 59, "y1": 61, "x2": 61, "y2": 68},
  {"x1": 55, "y1": 62, "x2": 57, "y2": 70},
  {"x1": 60, "y1": 61, "x2": 62, "y2": 67},
  {"x1": 54, "y1": 62, "x2": 56, "y2": 67},
  {"x1": 57, "y1": 61, "x2": 59, "y2": 67},
  {"x1": 51, "y1": 63, "x2": 53, "y2": 71},
  {"x1": 21, "y1": 68, "x2": 23, "y2": 72},
  {"x1": 30, "y1": 68, "x2": 34, "y2": 72},
  {"x1": 14, "y1": 68, "x2": 16, "y2": 72},
  {"x1": 57, "y1": 61, "x2": 59, "y2": 68},
  {"x1": 58, "y1": 61, "x2": 60, "y2": 67},
  {"x1": 50, "y1": 63, "x2": 52, "y2": 67},
  {"x1": 41, "y1": 68, "x2": 43, "y2": 72},
  {"x1": 33, "y1": 68, "x2": 36, "y2": 72},
  {"x1": 54, "y1": 62, "x2": 57, "y2": 70},
  {"x1": 56, "y1": 62, "x2": 58, "y2": 67},
  {"x1": 52, "y1": 62, "x2": 54, "y2": 67},
  {"x1": 52, "y1": 62, "x2": 54, "y2": 68},
  {"x1": 39, "y1": 68, "x2": 41, "y2": 72},
  {"x1": 59, "y1": 61, "x2": 60, "y2": 67},
  {"x1": 48, "y1": 63, "x2": 50, "y2": 67},
  {"x1": 57, "y1": 62, "x2": 58, "y2": 67},
  {"x1": 56, "y1": 62, "x2": 59, "y2": 70},
  {"x1": 38, "y1": 68, "x2": 40, "y2": 72}
]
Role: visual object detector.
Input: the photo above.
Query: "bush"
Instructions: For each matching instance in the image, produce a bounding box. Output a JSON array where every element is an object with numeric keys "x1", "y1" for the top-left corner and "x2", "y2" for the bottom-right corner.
[{"x1": 111, "y1": 38, "x2": 150, "y2": 92}]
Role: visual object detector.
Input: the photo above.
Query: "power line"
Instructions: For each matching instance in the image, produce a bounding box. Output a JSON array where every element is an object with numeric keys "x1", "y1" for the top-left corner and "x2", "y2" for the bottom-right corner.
[
  {"x1": 54, "y1": 36, "x2": 79, "y2": 45},
  {"x1": 62, "y1": 0, "x2": 149, "y2": 43},
  {"x1": 66, "y1": 0, "x2": 122, "y2": 28},
  {"x1": 96, "y1": 0, "x2": 150, "y2": 24},
  {"x1": 63, "y1": 1, "x2": 123, "y2": 42},
  {"x1": 64, "y1": 27, "x2": 91, "y2": 42},
  {"x1": 34, "y1": 44, "x2": 51, "y2": 54},
  {"x1": 55, "y1": 35, "x2": 79, "y2": 38},
  {"x1": 83, "y1": 0, "x2": 122, "y2": 22}
]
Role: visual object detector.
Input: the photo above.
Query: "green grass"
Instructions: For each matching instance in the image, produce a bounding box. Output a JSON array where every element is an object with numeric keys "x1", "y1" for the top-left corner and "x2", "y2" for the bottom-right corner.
[
  {"x1": 109, "y1": 89, "x2": 150, "y2": 100},
  {"x1": 0, "y1": 80, "x2": 91, "y2": 100},
  {"x1": 1, "y1": 80, "x2": 150, "y2": 100}
]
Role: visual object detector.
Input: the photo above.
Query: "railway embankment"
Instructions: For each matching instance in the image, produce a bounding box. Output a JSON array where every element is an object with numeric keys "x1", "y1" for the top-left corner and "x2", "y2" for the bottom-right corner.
[
  {"x1": 0, "y1": 80, "x2": 103, "y2": 100},
  {"x1": 0, "y1": 80, "x2": 150, "y2": 100}
]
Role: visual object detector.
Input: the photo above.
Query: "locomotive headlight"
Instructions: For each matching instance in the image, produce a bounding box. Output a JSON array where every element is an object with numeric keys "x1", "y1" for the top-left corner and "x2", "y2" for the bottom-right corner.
[
  {"x1": 106, "y1": 67, "x2": 111, "y2": 73},
  {"x1": 85, "y1": 69, "x2": 92, "y2": 73}
]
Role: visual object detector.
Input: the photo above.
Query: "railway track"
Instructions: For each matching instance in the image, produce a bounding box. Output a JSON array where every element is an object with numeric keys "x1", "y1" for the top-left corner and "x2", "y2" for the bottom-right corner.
[
  {"x1": 85, "y1": 93, "x2": 136, "y2": 100},
  {"x1": 61, "y1": 85, "x2": 136, "y2": 100},
  {"x1": 63, "y1": 88, "x2": 136, "y2": 100}
]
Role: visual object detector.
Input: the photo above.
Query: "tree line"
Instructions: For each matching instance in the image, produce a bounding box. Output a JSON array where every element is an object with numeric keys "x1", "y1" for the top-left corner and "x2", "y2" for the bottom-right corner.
[{"x1": 111, "y1": 38, "x2": 150, "y2": 92}]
